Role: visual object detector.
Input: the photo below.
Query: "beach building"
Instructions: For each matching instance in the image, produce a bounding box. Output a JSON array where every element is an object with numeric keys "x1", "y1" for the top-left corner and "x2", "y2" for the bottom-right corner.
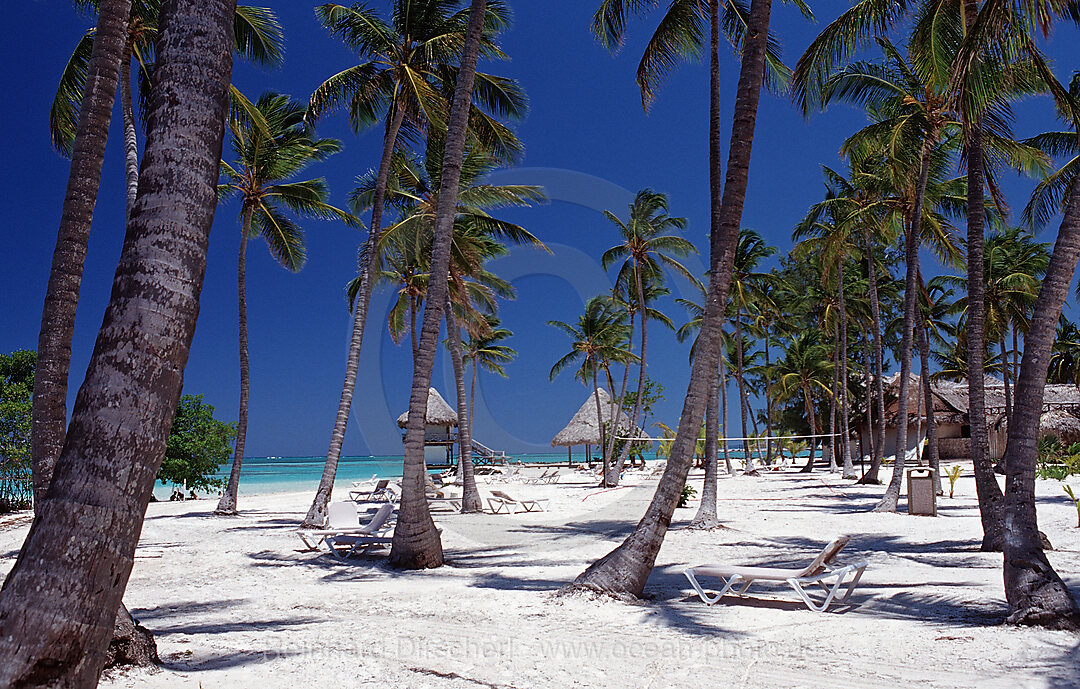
[
  {"x1": 551, "y1": 388, "x2": 637, "y2": 464},
  {"x1": 397, "y1": 388, "x2": 458, "y2": 464}
]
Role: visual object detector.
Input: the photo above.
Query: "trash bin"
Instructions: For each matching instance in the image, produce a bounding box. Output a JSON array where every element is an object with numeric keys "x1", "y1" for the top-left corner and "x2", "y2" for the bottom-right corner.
[{"x1": 906, "y1": 468, "x2": 937, "y2": 516}]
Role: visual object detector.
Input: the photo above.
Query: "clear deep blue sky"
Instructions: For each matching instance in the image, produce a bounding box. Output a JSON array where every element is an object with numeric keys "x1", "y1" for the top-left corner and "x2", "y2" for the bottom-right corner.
[{"x1": 2, "y1": 2, "x2": 1076, "y2": 457}]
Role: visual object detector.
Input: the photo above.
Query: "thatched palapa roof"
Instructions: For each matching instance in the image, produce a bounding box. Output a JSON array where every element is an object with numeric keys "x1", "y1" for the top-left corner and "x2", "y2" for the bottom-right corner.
[
  {"x1": 551, "y1": 388, "x2": 635, "y2": 447},
  {"x1": 396, "y1": 388, "x2": 458, "y2": 428},
  {"x1": 1040, "y1": 409, "x2": 1080, "y2": 444}
]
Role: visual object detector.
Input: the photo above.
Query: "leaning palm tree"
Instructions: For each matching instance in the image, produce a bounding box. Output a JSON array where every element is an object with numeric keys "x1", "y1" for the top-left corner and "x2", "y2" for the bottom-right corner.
[
  {"x1": 550, "y1": 296, "x2": 636, "y2": 474},
  {"x1": 0, "y1": 0, "x2": 235, "y2": 680},
  {"x1": 569, "y1": 0, "x2": 781, "y2": 598},
  {"x1": 306, "y1": 1, "x2": 526, "y2": 525},
  {"x1": 214, "y1": 93, "x2": 351, "y2": 515},
  {"x1": 390, "y1": 0, "x2": 495, "y2": 569},
  {"x1": 601, "y1": 189, "x2": 697, "y2": 485},
  {"x1": 33, "y1": 0, "x2": 282, "y2": 508},
  {"x1": 31, "y1": 0, "x2": 131, "y2": 508},
  {"x1": 302, "y1": 139, "x2": 543, "y2": 524}
]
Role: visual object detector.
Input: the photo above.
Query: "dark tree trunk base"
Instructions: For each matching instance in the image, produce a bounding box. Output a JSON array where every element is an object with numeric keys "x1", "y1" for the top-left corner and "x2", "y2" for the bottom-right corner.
[
  {"x1": 856, "y1": 476, "x2": 883, "y2": 485},
  {"x1": 106, "y1": 605, "x2": 158, "y2": 670}
]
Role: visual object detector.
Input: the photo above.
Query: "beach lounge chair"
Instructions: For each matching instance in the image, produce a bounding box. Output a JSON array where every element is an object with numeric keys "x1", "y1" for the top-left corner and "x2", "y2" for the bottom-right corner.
[
  {"x1": 349, "y1": 479, "x2": 391, "y2": 503},
  {"x1": 297, "y1": 502, "x2": 395, "y2": 550},
  {"x1": 683, "y1": 536, "x2": 867, "y2": 612},
  {"x1": 522, "y1": 469, "x2": 554, "y2": 485},
  {"x1": 487, "y1": 490, "x2": 549, "y2": 514},
  {"x1": 543, "y1": 469, "x2": 562, "y2": 484}
]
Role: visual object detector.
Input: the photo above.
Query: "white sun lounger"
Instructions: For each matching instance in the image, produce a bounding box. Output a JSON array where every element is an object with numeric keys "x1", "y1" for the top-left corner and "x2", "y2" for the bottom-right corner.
[
  {"x1": 297, "y1": 502, "x2": 395, "y2": 550},
  {"x1": 487, "y1": 489, "x2": 549, "y2": 514},
  {"x1": 683, "y1": 536, "x2": 867, "y2": 612},
  {"x1": 522, "y1": 469, "x2": 554, "y2": 485}
]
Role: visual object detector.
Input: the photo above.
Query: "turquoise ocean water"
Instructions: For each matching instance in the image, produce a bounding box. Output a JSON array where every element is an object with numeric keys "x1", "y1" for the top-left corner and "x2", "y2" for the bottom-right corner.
[{"x1": 152, "y1": 447, "x2": 802, "y2": 500}]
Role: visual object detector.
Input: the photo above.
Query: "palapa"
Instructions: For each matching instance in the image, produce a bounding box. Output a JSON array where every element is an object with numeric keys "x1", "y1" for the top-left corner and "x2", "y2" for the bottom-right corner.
[{"x1": 396, "y1": 388, "x2": 458, "y2": 428}]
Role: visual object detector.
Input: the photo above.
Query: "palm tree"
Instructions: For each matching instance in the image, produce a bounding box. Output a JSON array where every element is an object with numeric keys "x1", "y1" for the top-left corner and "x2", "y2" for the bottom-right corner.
[
  {"x1": 214, "y1": 93, "x2": 350, "y2": 515},
  {"x1": 0, "y1": 0, "x2": 234, "y2": 680},
  {"x1": 570, "y1": 0, "x2": 779, "y2": 597},
  {"x1": 727, "y1": 229, "x2": 775, "y2": 466},
  {"x1": 1049, "y1": 316, "x2": 1080, "y2": 386},
  {"x1": 550, "y1": 296, "x2": 636, "y2": 472},
  {"x1": 304, "y1": 140, "x2": 541, "y2": 522},
  {"x1": 31, "y1": 0, "x2": 131, "y2": 508},
  {"x1": 463, "y1": 316, "x2": 515, "y2": 431},
  {"x1": 1001, "y1": 57, "x2": 1080, "y2": 627},
  {"x1": 306, "y1": 1, "x2": 525, "y2": 529},
  {"x1": 601, "y1": 189, "x2": 697, "y2": 485},
  {"x1": 773, "y1": 331, "x2": 834, "y2": 471},
  {"x1": 52, "y1": 1, "x2": 285, "y2": 217},
  {"x1": 390, "y1": 0, "x2": 493, "y2": 569}
]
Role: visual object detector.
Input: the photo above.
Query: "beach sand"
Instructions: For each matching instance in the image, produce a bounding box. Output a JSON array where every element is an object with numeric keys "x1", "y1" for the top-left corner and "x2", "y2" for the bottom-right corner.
[{"x1": 2, "y1": 464, "x2": 1078, "y2": 688}]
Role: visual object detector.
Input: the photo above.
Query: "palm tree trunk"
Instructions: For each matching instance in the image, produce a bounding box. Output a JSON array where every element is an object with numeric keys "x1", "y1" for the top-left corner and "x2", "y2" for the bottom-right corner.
[
  {"x1": 614, "y1": 270, "x2": 651, "y2": 480},
  {"x1": 838, "y1": 263, "x2": 855, "y2": 478},
  {"x1": 469, "y1": 360, "x2": 478, "y2": 442},
  {"x1": 735, "y1": 314, "x2": 750, "y2": 467},
  {"x1": 864, "y1": 334, "x2": 876, "y2": 471},
  {"x1": 962, "y1": 0, "x2": 1005, "y2": 550},
  {"x1": 120, "y1": 34, "x2": 140, "y2": 221},
  {"x1": 1001, "y1": 338, "x2": 1013, "y2": 426},
  {"x1": 689, "y1": 372, "x2": 721, "y2": 528},
  {"x1": 1001, "y1": 169, "x2": 1080, "y2": 630},
  {"x1": 567, "y1": 0, "x2": 773, "y2": 597},
  {"x1": 0, "y1": 0, "x2": 233, "y2": 680},
  {"x1": 215, "y1": 209, "x2": 252, "y2": 514},
  {"x1": 391, "y1": 0, "x2": 488, "y2": 569},
  {"x1": 800, "y1": 384, "x2": 819, "y2": 472},
  {"x1": 858, "y1": 224, "x2": 886, "y2": 484},
  {"x1": 764, "y1": 330, "x2": 773, "y2": 464},
  {"x1": 605, "y1": 312, "x2": 636, "y2": 486},
  {"x1": 411, "y1": 297, "x2": 419, "y2": 361},
  {"x1": 826, "y1": 334, "x2": 839, "y2": 472},
  {"x1": 874, "y1": 134, "x2": 934, "y2": 513},
  {"x1": 30, "y1": 0, "x2": 132, "y2": 509},
  {"x1": 720, "y1": 353, "x2": 732, "y2": 473},
  {"x1": 301, "y1": 99, "x2": 407, "y2": 529},
  {"x1": 444, "y1": 293, "x2": 481, "y2": 512},
  {"x1": 918, "y1": 317, "x2": 942, "y2": 494}
]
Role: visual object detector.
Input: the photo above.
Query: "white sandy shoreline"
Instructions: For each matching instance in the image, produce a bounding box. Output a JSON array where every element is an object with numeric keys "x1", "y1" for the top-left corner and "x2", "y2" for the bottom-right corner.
[{"x1": 2, "y1": 465, "x2": 1079, "y2": 688}]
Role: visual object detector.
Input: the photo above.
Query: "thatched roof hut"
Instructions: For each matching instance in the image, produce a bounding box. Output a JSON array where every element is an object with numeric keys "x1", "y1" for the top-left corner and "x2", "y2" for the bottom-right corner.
[
  {"x1": 396, "y1": 388, "x2": 458, "y2": 428},
  {"x1": 1040, "y1": 409, "x2": 1080, "y2": 444},
  {"x1": 551, "y1": 388, "x2": 634, "y2": 447}
]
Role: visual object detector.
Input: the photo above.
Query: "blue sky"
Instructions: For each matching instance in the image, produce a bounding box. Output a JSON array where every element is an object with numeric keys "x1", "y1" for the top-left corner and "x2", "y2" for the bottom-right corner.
[{"x1": 2, "y1": 1, "x2": 1076, "y2": 457}]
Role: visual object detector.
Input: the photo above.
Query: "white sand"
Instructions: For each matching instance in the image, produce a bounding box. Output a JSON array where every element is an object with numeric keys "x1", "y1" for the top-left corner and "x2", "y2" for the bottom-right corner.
[{"x1": 2, "y1": 464, "x2": 1079, "y2": 688}]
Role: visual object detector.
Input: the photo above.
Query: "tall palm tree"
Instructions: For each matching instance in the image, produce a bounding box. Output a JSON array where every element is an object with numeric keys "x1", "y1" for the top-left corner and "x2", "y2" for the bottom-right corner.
[
  {"x1": 303, "y1": 140, "x2": 542, "y2": 523},
  {"x1": 214, "y1": 93, "x2": 350, "y2": 515},
  {"x1": 773, "y1": 331, "x2": 834, "y2": 471},
  {"x1": 390, "y1": 0, "x2": 493, "y2": 569},
  {"x1": 306, "y1": 0, "x2": 525, "y2": 528},
  {"x1": 570, "y1": 0, "x2": 779, "y2": 597},
  {"x1": 0, "y1": 0, "x2": 234, "y2": 680},
  {"x1": 1002, "y1": 55, "x2": 1080, "y2": 627},
  {"x1": 727, "y1": 229, "x2": 775, "y2": 465},
  {"x1": 52, "y1": 1, "x2": 285, "y2": 217},
  {"x1": 463, "y1": 316, "x2": 515, "y2": 431},
  {"x1": 601, "y1": 189, "x2": 697, "y2": 485},
  {"x1": 31, "y1": 0, "x2": 132, "y2": 508},
  {"x1": 550, "y1": 296, "x2": 636, "y2": 470}
]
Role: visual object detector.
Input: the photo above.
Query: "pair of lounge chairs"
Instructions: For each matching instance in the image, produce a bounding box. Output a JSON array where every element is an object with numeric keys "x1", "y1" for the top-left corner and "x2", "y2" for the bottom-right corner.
[
  {"x1": 487, "y1": 489, "x2": 549, "y2": 514},
  {"x1": 522, "y1": 469, "x2": 561, "y2": 484},
  {"x1": 683, "y1": 536, "x2": 867, "y2": 612},
  {"x1": 297, "y1": 502, "x2": 395, "y2": 557}
]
